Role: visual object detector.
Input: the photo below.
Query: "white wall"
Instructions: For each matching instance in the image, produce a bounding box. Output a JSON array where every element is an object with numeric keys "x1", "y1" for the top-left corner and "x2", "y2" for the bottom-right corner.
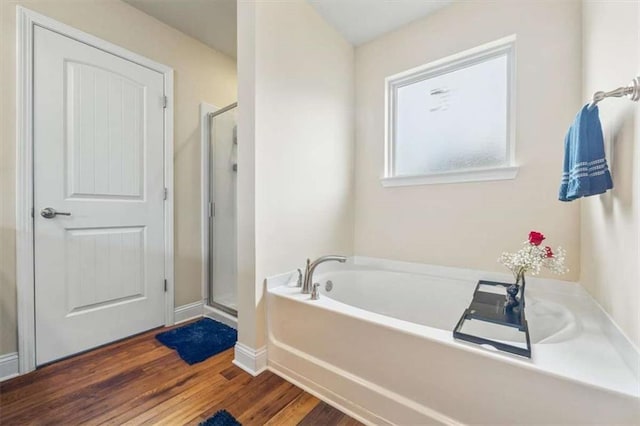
[
  {"x1": 581, "y1": 1, "x2": 640, "y2": 348},
  {"x1": 239, "y1": 0, "x2": 640, "y2": 370},
  {"x1": 236, "y1": 0, "x2": 258, "y2": 350},
  {"x1": 353, "y1": 0, "x2": 582, "y2": 281},
  {"x1": 237, "y1": 0, "x2": 354, "y2": 350},
  {"x1": 0, "y1": 0, "x2": 237, "y2": 355}
]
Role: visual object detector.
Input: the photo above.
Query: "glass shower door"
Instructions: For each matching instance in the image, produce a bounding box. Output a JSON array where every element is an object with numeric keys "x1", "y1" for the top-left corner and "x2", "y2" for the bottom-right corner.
[{"x1": 208, "y1": 104, "x2": 237, "y2": 315}]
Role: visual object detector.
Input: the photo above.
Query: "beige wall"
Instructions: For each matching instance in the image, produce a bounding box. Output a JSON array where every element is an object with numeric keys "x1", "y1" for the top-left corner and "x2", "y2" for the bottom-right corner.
[
  {"x1": 237, "y1": 0, "x2": 354, "y2": 349},
  {"x1": 353, "y1": 0, "x2": 582, "y2": 281},
  {"x1": 236, "y1": 0, "x2": 258, "y2": 349},
  {"x1": 0, "y1": 0, "x2": 237, "y2": 355},
  {"x1": 581, "y1": 0, "x2": 639, "y2": 348}
]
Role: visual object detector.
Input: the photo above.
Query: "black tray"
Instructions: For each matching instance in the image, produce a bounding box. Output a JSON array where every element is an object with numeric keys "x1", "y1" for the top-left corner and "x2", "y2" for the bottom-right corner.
[{"x1": 453, "y1": 279, "x2": 531, "y2": 358}]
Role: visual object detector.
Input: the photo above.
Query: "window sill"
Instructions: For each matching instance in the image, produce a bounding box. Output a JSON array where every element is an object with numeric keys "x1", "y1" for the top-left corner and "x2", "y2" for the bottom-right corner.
[{"x1": 380, "y1": 166, "x2": 519, "y2": 187}]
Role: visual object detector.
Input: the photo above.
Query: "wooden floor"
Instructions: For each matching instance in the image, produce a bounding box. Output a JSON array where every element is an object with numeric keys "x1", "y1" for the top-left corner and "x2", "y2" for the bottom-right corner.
[{"x1": 0, "y1": 322, "x2": 362, "y2": 426}]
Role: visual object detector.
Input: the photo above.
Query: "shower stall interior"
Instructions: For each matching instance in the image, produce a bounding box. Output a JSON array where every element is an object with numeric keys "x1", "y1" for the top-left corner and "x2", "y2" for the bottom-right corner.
[{"x1": 207, "y1": 102, "x2": 238, "y2": 316}]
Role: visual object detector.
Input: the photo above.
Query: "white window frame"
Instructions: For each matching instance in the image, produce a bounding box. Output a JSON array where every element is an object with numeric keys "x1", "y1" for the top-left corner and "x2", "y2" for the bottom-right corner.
[{"x1": 383, "y1": 35, "x2": 519, "y2": 187}]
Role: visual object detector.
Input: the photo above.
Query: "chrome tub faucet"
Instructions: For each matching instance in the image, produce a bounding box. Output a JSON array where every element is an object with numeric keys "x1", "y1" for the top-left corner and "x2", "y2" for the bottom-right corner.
[
  {"x1": 311, "y1": 283, "x2": 321, "y2": 300},
  {"x1": 302, "y1": 255, "x2": 347, "y2": 294},
  {"x1": 295, "y1": 268, "x2": 303, "y2": 287}
]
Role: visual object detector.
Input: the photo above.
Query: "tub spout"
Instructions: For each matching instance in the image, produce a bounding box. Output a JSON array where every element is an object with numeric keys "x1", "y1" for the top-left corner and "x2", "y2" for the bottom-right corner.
[{"x1": 302, "y1": 255, "x2": 347, "y2": 294}]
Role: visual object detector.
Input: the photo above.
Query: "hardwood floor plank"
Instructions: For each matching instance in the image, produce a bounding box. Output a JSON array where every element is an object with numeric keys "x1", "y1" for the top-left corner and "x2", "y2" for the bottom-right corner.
[
  {"x1": 92, "y1": 351, "x2": 237, "y2": 425},
  {"x1": 337, "y1": 415, "x2": 366, "y2": 426},
  {"x1": 192, "y1": 371, "x2": 284, "y2": 425},
  {"x1": 124, "y1": 373, "x2": 230, "y2": 425},
  {"x1": 142, "y1": 366, "x2": 255, "y2": 426},
  {"x1": 0, "y1": 321, "x2": 360, "y2": 426},
  {"x1": 1, "y1": 346, "x2": 171, "y2": 422},
  {"x1": 1, "y1": 329, "x2": 162, "y2": 393},
  {"x1": 299, "y1": 401, "x2": 356, "y2": 426},
  {"x1": 119, "y1": 354, "x2": 241, "y2": 426},
  {"x1": 236, "y1": 380, "x2": 303, "y2": 425},
  {"x1": 263, "y1": 390, "x2": 320, "y2": 426},
  {"x1": 1, "y1": 343, "x2": 166, "y2": 408},
  {"x1": 219, "y1": 364, "x2": 244, "y2": 381},
  {"x1": 79, "y1": 355, "x2": 230, "y2": 425}
]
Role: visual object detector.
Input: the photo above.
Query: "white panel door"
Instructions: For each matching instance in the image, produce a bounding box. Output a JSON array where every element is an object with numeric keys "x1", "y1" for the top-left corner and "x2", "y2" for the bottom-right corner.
[{"x1": 33, "y1": 26, "x2": 166, "y2": 365}]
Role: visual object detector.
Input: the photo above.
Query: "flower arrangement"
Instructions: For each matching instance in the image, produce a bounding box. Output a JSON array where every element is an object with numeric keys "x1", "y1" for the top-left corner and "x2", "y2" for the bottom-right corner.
[{"x1": 499, "y1": 231, "x2": 568, "y2": 283}]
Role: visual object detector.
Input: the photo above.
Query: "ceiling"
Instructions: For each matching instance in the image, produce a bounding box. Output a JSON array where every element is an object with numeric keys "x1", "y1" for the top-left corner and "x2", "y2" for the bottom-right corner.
[
  {"x1": 123, "y1": 0, "x2": 237, "y2": 59},
  {"x1": 307, "y1": 0, "x2": 452, "y2": 45},
  {"x1": 123, "y1": 0, "x2": 452, "y2": 59}
]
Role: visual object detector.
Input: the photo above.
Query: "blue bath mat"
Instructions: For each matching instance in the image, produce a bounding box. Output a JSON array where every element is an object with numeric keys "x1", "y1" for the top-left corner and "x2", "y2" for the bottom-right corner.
[
  {"x1": 200, "y1": 410, "x2": 241, "y2": 426},
  {"x1": 156, "y1": 318, "x2": 237, "y2": 365}
]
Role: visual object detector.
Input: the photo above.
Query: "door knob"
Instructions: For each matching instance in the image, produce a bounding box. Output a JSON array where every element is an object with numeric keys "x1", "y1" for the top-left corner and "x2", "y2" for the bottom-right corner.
[{"x1": 40, "y1": 207, "x2": 71, "y2": 219}]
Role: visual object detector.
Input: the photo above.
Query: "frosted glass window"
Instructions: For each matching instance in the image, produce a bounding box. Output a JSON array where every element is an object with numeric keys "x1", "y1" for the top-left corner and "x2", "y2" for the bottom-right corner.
[{"x1": 386, "y1": 40, "x2": 514, "y2": 179}]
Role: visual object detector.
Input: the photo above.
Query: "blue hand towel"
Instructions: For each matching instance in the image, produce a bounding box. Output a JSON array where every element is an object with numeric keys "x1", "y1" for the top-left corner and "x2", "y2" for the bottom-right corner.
[{"x1": 559, "y1": 105, "x2": 613, "y2": 201}]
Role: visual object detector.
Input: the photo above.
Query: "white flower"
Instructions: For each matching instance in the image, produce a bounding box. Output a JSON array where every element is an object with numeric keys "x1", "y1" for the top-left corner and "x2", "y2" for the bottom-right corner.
[{"x1": 498, "y1": 239, "x2": 568, "y2": 279}]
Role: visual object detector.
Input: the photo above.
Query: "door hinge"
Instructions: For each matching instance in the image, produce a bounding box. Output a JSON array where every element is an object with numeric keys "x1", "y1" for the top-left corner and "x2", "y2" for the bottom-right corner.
[
  {"x1": 163, "y1": 187, "x2": 168, "y2": 200},
  {"x1": 164, "y1": 279, "x2": 168, "y2": 292},
  {"x1": 31, "y1": 208, "x2": 34, "y2": 218},
  {"x1": 211, "y1": 202, "x2": 215, "y2": 217},
  {"x1": 162, "y1": 96, "x2": 168, "y2": 108}
]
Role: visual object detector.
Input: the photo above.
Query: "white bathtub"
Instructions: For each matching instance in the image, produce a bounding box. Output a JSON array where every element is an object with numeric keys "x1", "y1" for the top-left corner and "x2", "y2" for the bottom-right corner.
[{"x1": 266, "y1": 257, "x2": 640, "y2": 425}]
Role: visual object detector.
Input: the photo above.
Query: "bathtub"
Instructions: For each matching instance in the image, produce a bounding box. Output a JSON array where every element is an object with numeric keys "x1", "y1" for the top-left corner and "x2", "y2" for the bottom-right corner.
[{"x1": 266, "y1": 257, "x2": 640, "y2": 425}]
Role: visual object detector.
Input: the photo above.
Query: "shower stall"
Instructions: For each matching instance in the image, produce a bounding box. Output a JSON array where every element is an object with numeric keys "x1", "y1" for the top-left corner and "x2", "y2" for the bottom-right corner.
[{"x1": 206, "y1": 102, "x2": 238, "y2": 316}]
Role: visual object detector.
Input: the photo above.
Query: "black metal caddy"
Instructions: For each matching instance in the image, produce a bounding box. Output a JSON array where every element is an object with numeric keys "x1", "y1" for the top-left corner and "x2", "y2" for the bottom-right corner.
[{"x1": 453, "y1": 278, "x2": 531, "y2": 358}]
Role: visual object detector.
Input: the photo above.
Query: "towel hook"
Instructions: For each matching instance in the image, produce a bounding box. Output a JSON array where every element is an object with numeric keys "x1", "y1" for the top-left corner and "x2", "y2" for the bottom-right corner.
[{"x1": 588, "y1": 77, "x2": 640, "y2": 109}]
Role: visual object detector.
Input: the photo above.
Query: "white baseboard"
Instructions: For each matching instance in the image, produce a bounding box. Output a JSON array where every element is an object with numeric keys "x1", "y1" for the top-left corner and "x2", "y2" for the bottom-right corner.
[
  {"x1": 174, "y1": 301, "x2": 204, "y2": 324},
  {"x1": 232, "y1": 342, "x2": 267, "y2": 376},
  {"x1": 0, "y1": 352, "x2": 19, "y2": 382},
  {"x1": 203, "y1": 304, "x2": 237, "y2": 329}
]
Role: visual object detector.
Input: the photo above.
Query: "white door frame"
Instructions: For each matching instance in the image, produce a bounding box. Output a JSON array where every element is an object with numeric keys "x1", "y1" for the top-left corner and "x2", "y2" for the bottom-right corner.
[{"x1": 15, "y1": 6, "x2": 175, "y2": 374}]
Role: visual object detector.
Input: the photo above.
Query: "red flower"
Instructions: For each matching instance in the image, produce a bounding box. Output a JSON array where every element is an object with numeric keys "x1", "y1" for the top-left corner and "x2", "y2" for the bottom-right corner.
[
  {"x1": 528, "y1": 231, "x2": 545, "y2": 246},
  {"x1": 544, "y1": 246, "x2": 553, "y2": 258}
]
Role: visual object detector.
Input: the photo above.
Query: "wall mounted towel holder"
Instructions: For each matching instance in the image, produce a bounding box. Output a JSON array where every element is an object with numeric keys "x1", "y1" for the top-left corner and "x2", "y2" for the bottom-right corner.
[{"x1": 588, "y1": 77, "x2": 640, "y2": 109}]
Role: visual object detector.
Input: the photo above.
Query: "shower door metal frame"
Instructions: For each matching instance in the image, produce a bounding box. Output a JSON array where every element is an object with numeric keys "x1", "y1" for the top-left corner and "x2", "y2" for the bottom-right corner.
[{"x1": 201, "y1": 102, "x2": 238, "y2": 317}]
